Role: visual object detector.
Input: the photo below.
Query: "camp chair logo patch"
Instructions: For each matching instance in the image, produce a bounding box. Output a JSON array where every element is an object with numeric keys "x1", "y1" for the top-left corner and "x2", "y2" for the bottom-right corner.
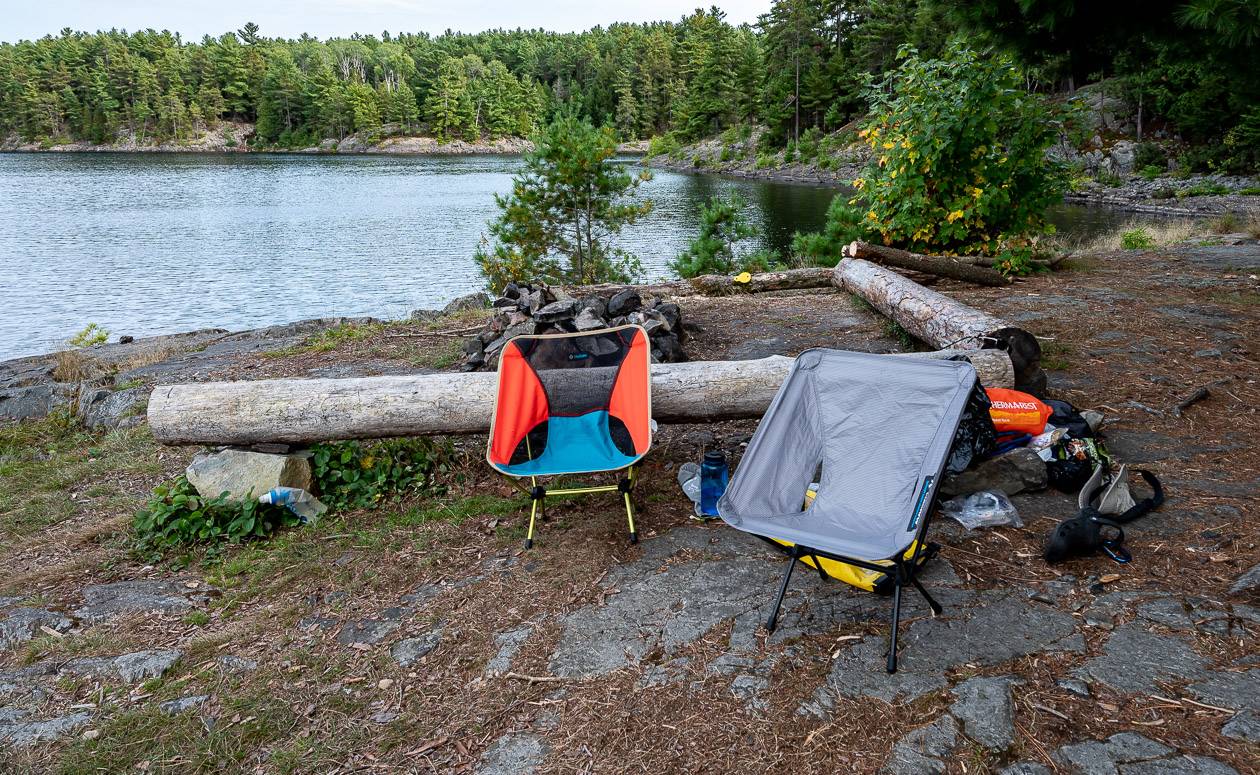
[{"x1": 906, "y1": 476, "x2": 933, "y2": 532}]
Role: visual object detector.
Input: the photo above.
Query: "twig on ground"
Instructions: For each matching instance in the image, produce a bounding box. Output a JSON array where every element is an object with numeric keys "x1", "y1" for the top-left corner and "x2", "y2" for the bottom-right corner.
[
  {"x1": 385, "y1": 325, "x2": 484, "y2": 339},
  {"x1": 1171, "y1": 386, "x2": 1211, "y2": 418},
  {"x1": 505, "y1": 671, "x2": 568, "y2": 684}
]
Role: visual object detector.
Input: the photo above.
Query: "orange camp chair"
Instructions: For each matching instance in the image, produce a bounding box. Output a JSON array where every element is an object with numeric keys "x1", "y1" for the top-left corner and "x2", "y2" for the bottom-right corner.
[{"x1": 487, "y1": 325, "x2": 653, "y2": 548}]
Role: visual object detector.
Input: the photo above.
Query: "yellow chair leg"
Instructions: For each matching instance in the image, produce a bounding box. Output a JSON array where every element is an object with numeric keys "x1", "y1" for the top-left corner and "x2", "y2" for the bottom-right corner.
[
  {"x1": 525, "y1": 496, "x2": 540, "y2": 549},
  {"x1": 624, "y1": 491, "x2": 638, "y2": 544}
]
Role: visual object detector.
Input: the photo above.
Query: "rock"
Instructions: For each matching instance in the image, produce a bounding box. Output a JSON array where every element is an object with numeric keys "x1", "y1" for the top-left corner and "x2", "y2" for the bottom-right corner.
[
  {"x1": 577, "y1": 295, "x2": 607, "y2": 319},
  {"x1": 533, "y1": 298, "x2": 580, "y2": 323},
  {"x1": 159, "y1": 695, "x2": 209, "y2": 715},
  {"x1": 653, "y1": 333, "x2": 687, "y2": 363},
  {"x1": 391, "y1": 627, "x2": 443, "y2": 666},
  {"x1": 951, "y1": 675, "x2": 1016, "y2": 750},
  {"x1": 1000, "y1": 765, "x2": 1052, "y2": 775},
  {"x1": 1119, "y1": 757, "x2": 1239, "y2": 774},
  {"x1": 485, "y1": 626, "x2": 532, "y2": 676},
  {"x1": 336, "y1": 619, "x2": 400, "y2": 647},
  {"x1": 216, "y1": 655, "x2": 257, "y2": 673},
  {"x1": 1230, "y1": 562, "x2": 1260, "y2": 597},
  {"x1": 607, "y1": 289, "x2": 642, "y2": 317},
  {"x1": 0, "y1": 608, "x2": 73, "y2": 650},
  {"x1": 1186, "y1": 668, "x2": 1260, "y2": 711},
  {"x1": 74, "y1": 579, "x2": 194, "y2": 622},
  {"x1": 0, "y1": 712, "x2": 91, "y2": 747},
  {"x1": 573, "y1": 307, "x2": 605, "y2": 331},
  {"x1": 79, "y1": 386, "x2": 148, "y2": 430},
  {"x1": 1221, "y1": 710, "x2": 1260, "y2": 743},
  {"x1": 883, "y1": 715, "x2": 958, "y2": 775},
  {"x1": 62, "y1": 649, "x2": 182, "y2": 684},
  {"x1": 1073, "y1": 625, "x2": 1209, "y2": 694},
  {"x1": 940, "y1": 447, "x2": 1046, "y2": 497},
  {"x1": 1055, "y1": 732, "x2": 1174, "y2": 775},
  {"x1": 730, "y1": 673, "x2": 771, "y2": 712},
  {"x1": 0, "y1": 383, "x2": 74, "y2": 420},
  {"x1": 186, "y1": 448, "x2": 312, "y2": 502},
  {"x1": 1058, "y1": 678, "x2": 1092, "y2": 698},
  {"x1": 442, "y1": 292, "x2": 491, "y2": 315},
  {"x1": 477, "y1": 732, "x2": 549, "y2": 775}
]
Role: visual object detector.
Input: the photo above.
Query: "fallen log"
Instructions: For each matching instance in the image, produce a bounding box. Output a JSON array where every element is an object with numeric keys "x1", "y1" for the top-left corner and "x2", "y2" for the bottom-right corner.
[
  {"x1": 843, "y1": 241, "x2": 1010, "y2": 287},
  {"x1": 687, "y1": 267, "x2": 835, "y2": 295},
  {"x1": 147, "y1": 350, "x2": 1013, "y2": 446},
  {"x1": 834, "y1": 258, "x2": 1046, "y2": 396}
]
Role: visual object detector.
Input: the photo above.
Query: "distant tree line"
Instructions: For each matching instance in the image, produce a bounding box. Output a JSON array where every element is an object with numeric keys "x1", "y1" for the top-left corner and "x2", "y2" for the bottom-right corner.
[{"x1": 1, "y1": 1, "x2": 1255, "y2": 170}]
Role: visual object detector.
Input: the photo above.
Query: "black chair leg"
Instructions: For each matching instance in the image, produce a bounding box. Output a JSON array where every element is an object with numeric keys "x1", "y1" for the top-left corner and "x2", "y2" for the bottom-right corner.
[
  {"x1": 887, "y1": 572, "x2": 904, "y2": 674},
  {"x1": 766, "y1": 552, "x2": 800, "y2": 632},
  {"x1": 910, "y1": 576, "x2": 943, "y2": 615}
]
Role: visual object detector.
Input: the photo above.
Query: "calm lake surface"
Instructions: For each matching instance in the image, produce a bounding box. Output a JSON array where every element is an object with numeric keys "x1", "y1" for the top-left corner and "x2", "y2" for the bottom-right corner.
[{"x1": 0, "y1": 153, "x2": 1149, "y2": 361}]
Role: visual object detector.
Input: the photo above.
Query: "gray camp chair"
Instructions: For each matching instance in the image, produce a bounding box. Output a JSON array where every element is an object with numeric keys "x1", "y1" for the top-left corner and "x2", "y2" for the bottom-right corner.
[{"x1": 717, "y1": 349, "x2": 977, "y2": 673}]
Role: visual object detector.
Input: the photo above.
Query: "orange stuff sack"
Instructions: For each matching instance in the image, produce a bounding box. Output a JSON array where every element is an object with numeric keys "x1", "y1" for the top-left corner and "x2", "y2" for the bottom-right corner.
[{"x1": 985, "y1": 388, "x2": 1053, "y2": 435}]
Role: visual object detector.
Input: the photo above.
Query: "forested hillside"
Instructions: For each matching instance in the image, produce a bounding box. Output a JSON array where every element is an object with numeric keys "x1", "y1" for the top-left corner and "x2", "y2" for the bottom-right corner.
[{"x1": 1, "y1": 0, "x2": 1256, "y2": 171}]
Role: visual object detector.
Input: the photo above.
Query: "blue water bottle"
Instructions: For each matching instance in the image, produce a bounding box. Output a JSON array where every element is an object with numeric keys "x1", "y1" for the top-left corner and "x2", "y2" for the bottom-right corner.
[{"x1": 700, "y1": 450, "x2": 729, "y2": 517}]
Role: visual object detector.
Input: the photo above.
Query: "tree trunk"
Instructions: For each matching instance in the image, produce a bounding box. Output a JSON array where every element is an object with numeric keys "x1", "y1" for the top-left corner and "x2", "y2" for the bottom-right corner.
[
  {"x1": 687, "y1": 267, "x2": 834, "y2": 295},
  {"x1": 834, "y1": 258, "x2": 1045, "y2": 396},
  {"x1": 147, "y1": 350, "x2": 1014, "y2": 446},
  {"x1": 843, "y1": 241, "x2": 1010, "y2": 287}
]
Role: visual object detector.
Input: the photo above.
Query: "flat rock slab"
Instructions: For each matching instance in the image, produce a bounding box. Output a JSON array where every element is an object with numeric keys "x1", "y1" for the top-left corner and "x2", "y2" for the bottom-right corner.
[
  {"x1": 336, "y1": 619, "x2": 400, "y2": 647},
  {"x1": 1055, "y1": 732, "x2": 1173, "y2": 775},
  {"x1": 75, "y1": 580, "x2": 197, "y2": 623},
  {"x1": 485, "y1": 625, "x2": 532, "y2": 676},
  {"x1": 0, "y1": 712, "x2": 91, "y2": 747},
  {"x1": 0, "y1": 607, "x2": 73, "y2": 650},
  {"x1": 62, "y1": 649, "x2": 182, "y2": 684},
  {"x1": 392, "y1": 626, "x2": 443, "y2": 667},
  {"x1": 883, "y1": 715, "x2": 958, "y2": 775},
  {"x1": 1220, "y1": 710, "x2": 1259, "y2": 743},
  {"x1": 159, "y1": 695, "x2": 210, "y2": 715},
  {"x1": 951, "y1": 675, "x2": 1017, "y2": 750},
  {"x1": 186, "y1": 448, "x2": 312, "y2": 502},
  {"x1": 1073, "y1": 625, "x2": 1209, "y2": 694},
  {"x1": 477, "y1": 731, "x2": 549, "y2": 775},
  {"x1": 1186, "y1": 668, "x2": 1260, "y2": 711},
  {"x1": 1230, "y1": 562, "x2": 1260, "y2": 597}
]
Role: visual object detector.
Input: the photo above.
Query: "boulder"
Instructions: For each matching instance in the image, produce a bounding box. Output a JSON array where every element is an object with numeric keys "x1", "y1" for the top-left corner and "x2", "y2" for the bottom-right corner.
[
  {"x1": 607, "y1": 288, "x2": 642, "y2": 316},
  {"x1": 186, "y1": 448, "x2": 312, "y2": 502},
  {"x1": 62, "y1": 649, "x2": 182, "y2": 684},
  {"x1": 1230, "y1": 562, "x2": 1260, "y2": 597},
  {"x1": 79, "y1": 386, "x2": 149, "y2": 430},
  {"x1": 441, "y1": 292, "x2": 490, "y2": 315},
  {"x1": 940, "y1": 448, "x2": 1046, "y2": 497},
  {"x1": 0, "y1": 608, "x2": 73, "y2": 650},
  {"x1": 533, "y1": 298, "x2": 580, "y2": 323},
  {"x1": 950, "y1": 676, "x2": 1016, "y2": 751},
  {"x1": 0, "y1": 383, "x2": 74, "y2": 420}
]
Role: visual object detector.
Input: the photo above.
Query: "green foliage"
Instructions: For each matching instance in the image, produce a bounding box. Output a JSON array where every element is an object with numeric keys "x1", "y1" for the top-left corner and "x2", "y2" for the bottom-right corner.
[
  {"x1": 848, "y1": 44, "x2": 1067, "y2": 256},
  {"x1": 1134, "y1": 142, "x2": 1167, "y2": 170},
  {"x1": 791, "y1": 195, "x2": 873, "y2": 265},
  {"x1": 646, "y1": 134, "x2": 681, "y2": 159},
  {"x1": 67, "y1": 323, "x2": 109, "y2": 348},
  {"x1": 1177, "y1": 181, "x2": 1231, "y2": 198},
  {"x1": 133, "y1": 477, "x2": 300, "y2": 555},
  {"x1": 475, "y1": 114, "x2": 652, "y2": 288},
  {"x1": 1095, "y1": 171, "x2": 1125, "y2": 187},
  {"x1": 1121, "y1": 228, "x2": 1155, "y2": 250},
  {"x1": 1139, "y1": 165, "x2": 1164, "y2": 181},
  {"x1": 672, "y1": 194, "x2": 759, "y2": 277},
  {"x1": 310, "y1": 438, "x2": 449, "y2": 511},
  {"x1": 1238, "y1": 186, "x2": 1260, "y2": 196}
]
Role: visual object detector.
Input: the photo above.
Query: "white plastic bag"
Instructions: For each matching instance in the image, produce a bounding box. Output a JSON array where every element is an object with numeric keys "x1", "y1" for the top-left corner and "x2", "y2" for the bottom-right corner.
[{"x1": 940, "y1": 490, "x2": 1022, "y2": 530}]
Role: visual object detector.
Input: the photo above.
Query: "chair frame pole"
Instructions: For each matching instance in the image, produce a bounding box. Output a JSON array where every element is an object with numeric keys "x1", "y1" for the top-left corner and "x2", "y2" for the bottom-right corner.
[{"x1": 505, "y1": 464, "x2": 639, "y2": 549}]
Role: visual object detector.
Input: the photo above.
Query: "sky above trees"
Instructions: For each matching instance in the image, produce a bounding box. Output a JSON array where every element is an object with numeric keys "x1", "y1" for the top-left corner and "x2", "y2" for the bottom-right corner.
[{"x1": 3, "y1": 0, "x2": 770, "y2": 43}]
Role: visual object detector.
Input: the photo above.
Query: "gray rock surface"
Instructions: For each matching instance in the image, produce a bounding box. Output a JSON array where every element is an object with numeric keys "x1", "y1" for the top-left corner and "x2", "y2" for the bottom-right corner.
[
  {"x1": 392, "y1": 626, "x2": 443, "y2": 666},
  {"x1": 75, "y1": 579, "x2": 196, "y2": 622},
  {"x1": 485, "y1": 626, "x2": 532, "y2": 676},
  {"x1": 1187, "y1": 668, "x2": 1260, "y2": 711},
  {"x1": 62, "y1": 649, "x2": 182, "y2": 684},
  {"x1": 1231, "y1": 562, "x2": 1260, "y2": 596},
  {"x1": 1073, "y1": 625, "x2": 1209, "y2": 694},
  {"x1": 1054, "y1": 732, "x2": 1187, "y2": 775},
  {"x1": 940, "y1": 447, "x2": 1047, "y2": 497},
  {"x1": 950, "y1": 675, "x2": 1016, "y2": 750},
  {"x1": 882, "y1": 715, "x2": 958, "y2": 775},
  {"x1": 79, "y1": 385, "x2": 148, "y2": 429},
  {"x1": 336, "y1": 619, "x2": 400, "y2": 646},
  {"x1": 186, "y1": 448, "x2": 312, "y2": 501},
  {"x1": 1118, "y1": 757, "x2": 1238, "y2": 775},
  {"x1": 442, "y1": 292, "x2": 490, "y2": 314},
  {"x1": 1220, "y1": 710, "x2": 1259, "y2": 743},
  {"x1": 159, "y1": 694, "x2": 209, "y2": 715},
  {"x1": 1000, "y1": 765, "x2": 1052, "y2": 775},
  {"x1": 0, "y1": 607, "x2": 73, "y2": 649},
  {"x1": 216, "y1": 655, "x2": 258, "y2": 673},
  {"x1": 0, "y1": 712, "x2": 91, "y2": 747},
  {"x1": 477, "y1": 731, "x2": 549, "y2": 775}
]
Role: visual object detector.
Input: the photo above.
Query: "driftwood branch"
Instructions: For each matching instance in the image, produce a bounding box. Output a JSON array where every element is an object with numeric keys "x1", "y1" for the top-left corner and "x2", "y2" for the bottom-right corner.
[
  {"x1": 834, "y1": 258, "x2": 1045, "y2": 396},
  {"x1": 147, "y1": 350, "x2": 1013, "y2": 446},
  {"x1": 565, "y1": 267, "x2": 835, "y2": 299},
  {"x1": 843, "y1": 241, "x2": 1010, "y2": 286}
]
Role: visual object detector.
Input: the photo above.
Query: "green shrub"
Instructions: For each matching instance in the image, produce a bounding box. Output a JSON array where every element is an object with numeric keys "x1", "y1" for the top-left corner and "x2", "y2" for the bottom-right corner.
[
  {"x1": 672, "y1": 194, "x2": 758, "y2": 278},
  {"x1": 1210, "y1": 212, "x2": 1240, "y2": 233},
  {"x1": 719, "y1": 146, "x2": 734, "y2": 162},
  {"x1": 1095, "y1": 171, "x2": 1125, "y2": 187},
  {"x1": 646, "y1": 133, "x2": 681, "y2": 159},
  {"x1": 847, "y1": 44, "x2": 1067, "y2": 257},
  {"x1": 1177, "y1": 181, "x2": 1231, "y2": 198},
  {"x1": 1139, "y1": 165, "x2": 1164, "y2": 180},
  {"x1": 1152, "y1": 187, "x2": 1176, "y2": 199},
  {"x1": 791, "y1": 195, "x2": 873, "y2": 265},
  {"x1": 68, "y1": 323, "x2": 109, "y2": 348},
  {"x1": 783, "y1": 141, "x2": 797, "y2": 163},
  {"x1": 1238, "y1": 186, "x2": 1260, "y2": 196},
  {"x1": 310, "y1": 438, "x2": 449, "y2": 511},
  {"x1": 134, "y1": 477, "x2": 300, "y2": 555},
  {"x1": 754, "y1": 152, "x2": 776, "y2": 170},
  {"x1": 1133, "y1": 142, "x2": 1167, "y2": 170},
  {"x1": 797, "y1": 128, "x2": 821, "y2": 160},
  {"x1": 1121, "y1": 228, "x2": 1155, "y2": 249}
]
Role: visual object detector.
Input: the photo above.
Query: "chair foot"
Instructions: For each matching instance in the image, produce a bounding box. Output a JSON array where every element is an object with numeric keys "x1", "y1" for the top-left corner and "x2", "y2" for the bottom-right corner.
[
  {"x1": 629, "y1": 531, "x2": 638, "y2": 545},
  {"x1": 524, "y1": 538, "x2": 533, "y2": 550},
  {"x1": 910, "y1": 576, "x2": 943, "y2": 616},
  {"x1": 766, "y1": 550, "x2": 800, "y2": 632}
]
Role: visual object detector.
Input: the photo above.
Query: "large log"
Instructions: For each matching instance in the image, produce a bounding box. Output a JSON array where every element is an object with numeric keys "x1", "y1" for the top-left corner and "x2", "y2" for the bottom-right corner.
[
  {"x1": 843, "y1": 241, "x2": 1010, "y2": 287},
  {"x1": 147, "y1": 350, "x2": 1013, "y2": 446},
  {"x1": 834, "y1": 258, "x2": 1045, "y2": 396},
  {"x1": 687, "y1": 267, "x2": 835, "y2": 295}
]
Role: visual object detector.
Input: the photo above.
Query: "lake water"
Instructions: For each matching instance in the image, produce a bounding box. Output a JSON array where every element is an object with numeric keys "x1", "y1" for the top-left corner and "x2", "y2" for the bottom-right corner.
[{"x1": 0, "y1": 153, "x2": 1148, "y2": 362}]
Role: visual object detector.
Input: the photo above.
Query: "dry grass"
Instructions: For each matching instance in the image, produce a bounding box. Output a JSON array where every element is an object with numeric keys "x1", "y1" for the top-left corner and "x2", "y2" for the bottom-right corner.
[
  {"x1": 51, "y1": 349, "x2": 101, "y2": 383},
  {"x1": 1080, "y1": 218, "x2": 1201, "y2": 253}
]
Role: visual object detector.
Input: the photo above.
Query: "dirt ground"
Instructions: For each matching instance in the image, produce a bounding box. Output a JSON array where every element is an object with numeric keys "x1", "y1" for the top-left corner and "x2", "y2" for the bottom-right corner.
[{"x1": 0, "y1": 238, "x2": 1257, "y2": 774}]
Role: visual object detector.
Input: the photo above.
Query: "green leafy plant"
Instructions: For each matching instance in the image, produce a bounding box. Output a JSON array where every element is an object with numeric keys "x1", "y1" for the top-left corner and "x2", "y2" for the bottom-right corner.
[
  {"x1": 1139, "y1": 165, "x2": 1164, "y2": 180},
  {"x1": 133, "y1": 477, "x2": 299, "y2": 555},
  {"x1": 1121, "y1": 228, "x2": 1155, "y2": 249},
  {"x1": 1095, "y1": 171, "x2": 1125, "y2": 187},
  {"x1": 846, "y1": 44, "x2": 1068, "y2": 258},
  {"x1": 1178, "y1": 181, "x2": 1231, "y2": 198},
  {"x1": 645, "y1": 134, "x2": 681, "y2": 159},
  {"x1": 1133, "y1": 142, "x2": 1167, "y2": 171},
  {"x1": 672, "y1": 194, "x2": 759, "y2": 278},
  {"x1": 1238, "y1": 186, "x2": 1260, "y2": 196},
  {"x1": 310, "y1": 438, "x2": 449, "y2": 511},
  {"x1": 68, "y1": 323, "x2": 109, "y2": 348}
]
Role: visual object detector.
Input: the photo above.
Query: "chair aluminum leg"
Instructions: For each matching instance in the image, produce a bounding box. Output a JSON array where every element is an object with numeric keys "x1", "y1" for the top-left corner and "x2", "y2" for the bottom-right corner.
[
  {"x1": 887, "y1": 568, "x2": 904, "y2": 674},
  {"x1": 525, "y1": 495, "x2": 541, "y2": 550},
  {"x1": 910, "y1": 575, "x2": 943, "y2": 616},
  {"x1": 766, "y1": 549, "x2": 801, "y2": 632},
  {"x1": 623, "y1": 491, "x2": 638, "y2": 544}
]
